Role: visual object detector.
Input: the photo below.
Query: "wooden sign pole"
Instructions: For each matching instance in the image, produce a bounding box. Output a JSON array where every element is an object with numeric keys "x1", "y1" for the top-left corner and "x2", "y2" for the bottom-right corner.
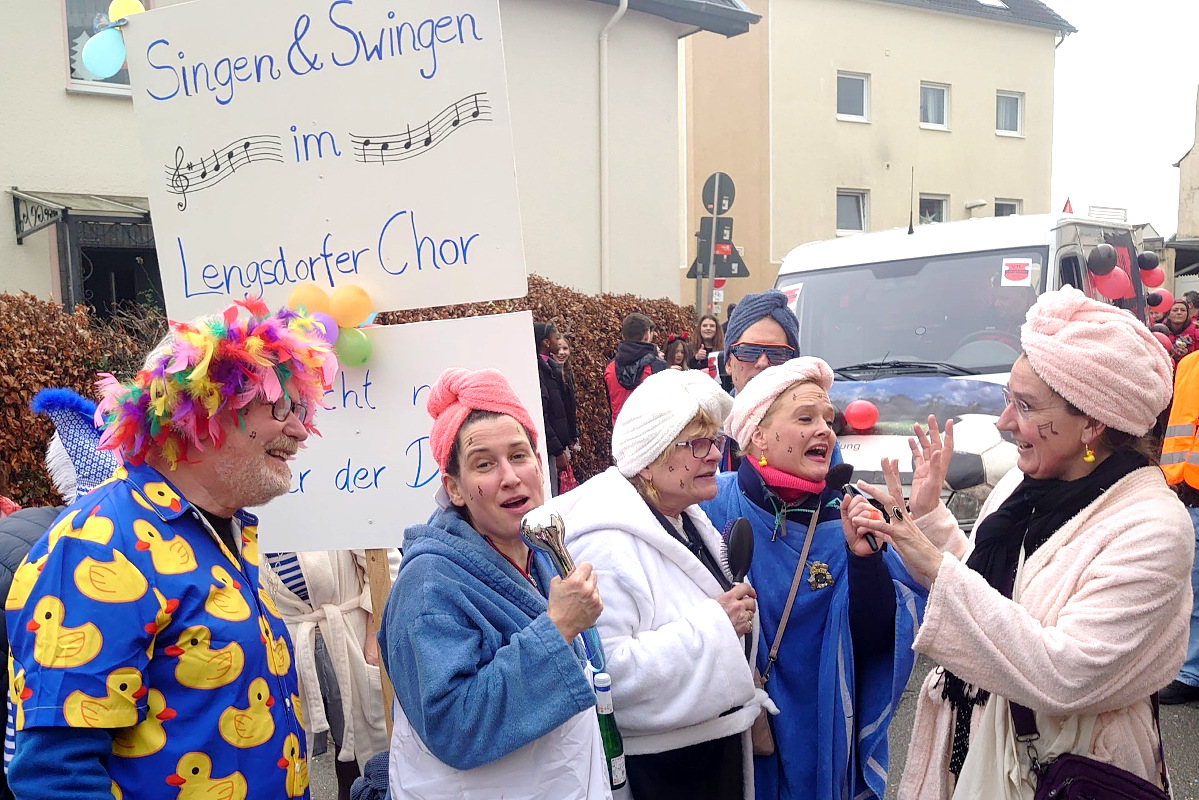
[{"x1": 365, "y1": 548, "x2": 396, "y2": 738}]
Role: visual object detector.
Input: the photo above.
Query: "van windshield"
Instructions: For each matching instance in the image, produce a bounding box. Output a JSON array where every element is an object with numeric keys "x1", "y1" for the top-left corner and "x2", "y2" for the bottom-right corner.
[{"x1": 776, "y1": 246, "x2": 1047, "y2": 377}]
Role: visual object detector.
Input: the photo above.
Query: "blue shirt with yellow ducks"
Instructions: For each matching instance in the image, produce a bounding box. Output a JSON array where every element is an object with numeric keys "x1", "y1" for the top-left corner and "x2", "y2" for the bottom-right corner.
[{"x1": 6, "y1": 461, "x2": 309, "y2": 800}]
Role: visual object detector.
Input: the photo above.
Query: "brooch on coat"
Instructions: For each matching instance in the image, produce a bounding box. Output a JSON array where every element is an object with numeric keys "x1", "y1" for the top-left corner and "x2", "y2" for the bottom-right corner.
[{"x1": 807, "y1": 561, "x2": 834, "y2": 590}]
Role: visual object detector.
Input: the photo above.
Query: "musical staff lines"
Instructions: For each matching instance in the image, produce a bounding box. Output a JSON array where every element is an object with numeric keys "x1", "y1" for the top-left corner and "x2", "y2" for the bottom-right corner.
[
  {"x1": 164, "y1": 135, "x2": 284, "y2": 211},
  {"x1": 349, "y1": 92, "x2": 492, "y2": 166}
]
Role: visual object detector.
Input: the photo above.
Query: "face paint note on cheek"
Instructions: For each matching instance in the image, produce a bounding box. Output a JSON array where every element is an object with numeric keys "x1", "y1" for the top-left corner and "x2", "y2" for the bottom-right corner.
[
  {"x1": 249, "y1": 432, "x2": 258, "y2": 439},
  {"x1": 1036, "y1": 421, "x2": 1059, "y2": 440},
  {"x1": 680, "y1": 480, "x2": 685, "y2": 489},
  {"x1": 775, "y1": 433, "x2": 780, "y2": 442}
]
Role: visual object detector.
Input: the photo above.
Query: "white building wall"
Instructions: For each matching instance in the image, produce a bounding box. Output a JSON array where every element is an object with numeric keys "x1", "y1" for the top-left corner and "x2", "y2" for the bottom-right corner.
[{"x1": 1, "y1": 0, "x2": 687, "y2": 305}]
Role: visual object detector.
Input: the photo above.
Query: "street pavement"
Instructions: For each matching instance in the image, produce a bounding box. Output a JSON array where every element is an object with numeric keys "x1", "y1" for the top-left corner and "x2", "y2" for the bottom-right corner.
[{"x1": 307, "y1": 655, "x2": 1199, "y2": 799}]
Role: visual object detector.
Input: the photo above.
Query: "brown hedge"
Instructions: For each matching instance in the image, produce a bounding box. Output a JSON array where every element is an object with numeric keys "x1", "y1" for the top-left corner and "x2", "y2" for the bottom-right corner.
[
  {"x1": 0, "y1": 293, "x2": 164, "y2": 507},
  {"x1": 1, "y1": 278, "x2": 693, "y2": 505},
  {"x1": 377, "y1": 275, "x2": 696, "y2": 480}
]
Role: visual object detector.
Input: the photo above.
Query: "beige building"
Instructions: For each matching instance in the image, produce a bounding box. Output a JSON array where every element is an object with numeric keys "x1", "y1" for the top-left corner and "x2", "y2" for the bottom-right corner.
[
  {"x1": 682, "y1": 0, "x2": 1073, "y2": 310},
  {"x1": 1169, "y1": 87, "x2": 1199, "y2": 285},
  {"x1": 3, "y1": 0, "x2": 757, "y2": 313}
]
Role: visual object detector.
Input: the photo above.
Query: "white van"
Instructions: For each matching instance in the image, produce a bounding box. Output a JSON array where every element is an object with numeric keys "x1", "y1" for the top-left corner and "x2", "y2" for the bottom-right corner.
[{"x1": 775, "y1": 214, "x2": 1150, "y2": 524}]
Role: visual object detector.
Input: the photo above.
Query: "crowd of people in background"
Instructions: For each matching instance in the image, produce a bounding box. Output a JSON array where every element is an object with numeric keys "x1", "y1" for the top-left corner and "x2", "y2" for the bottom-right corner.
[{"x1": 0, "y1": 282, "x2": 1196, "y2": 800}]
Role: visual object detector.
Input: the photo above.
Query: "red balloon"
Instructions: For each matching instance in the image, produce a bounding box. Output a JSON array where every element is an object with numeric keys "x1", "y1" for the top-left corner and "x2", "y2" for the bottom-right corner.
[
  {"x1": 1148, "y1": 289, "x2": 1174, "y2": 311},
  {"x1": 1153, "y1": 331, "x2": 1173, "y2": 350},
  {"x1": 843, "y1": 400, "x2": 879, "y2": 431},
  {"x1": 1139, "y1": 266, "x2": 1165, "y2": 288},
  {"x1": 1094, "y1": 268, "x2": 1133, "y2": 300}
]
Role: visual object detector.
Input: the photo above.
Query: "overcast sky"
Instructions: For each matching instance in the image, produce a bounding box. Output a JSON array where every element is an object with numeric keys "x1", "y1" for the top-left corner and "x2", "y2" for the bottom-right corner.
[{"x1": 1048, "y1": 0, "x2": 1199, "y2": 237}]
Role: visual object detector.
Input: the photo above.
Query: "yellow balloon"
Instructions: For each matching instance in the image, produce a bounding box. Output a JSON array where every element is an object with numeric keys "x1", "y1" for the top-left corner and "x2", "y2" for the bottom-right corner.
[
  {"x1": 329, "y1": 286, "x2": 372, "y2": 328},
  {"x1": 108, "y1": 0, "x2": 145, "y2": 20},
  {"x1": 287, "y1": 284, "x2": 331, "y2": 315}
]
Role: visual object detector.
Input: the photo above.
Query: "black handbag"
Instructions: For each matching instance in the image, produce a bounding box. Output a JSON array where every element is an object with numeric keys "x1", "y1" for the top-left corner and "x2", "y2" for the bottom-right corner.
[{"x1": 1009, "y1": 696, "x2": 1169, "y2": 800}]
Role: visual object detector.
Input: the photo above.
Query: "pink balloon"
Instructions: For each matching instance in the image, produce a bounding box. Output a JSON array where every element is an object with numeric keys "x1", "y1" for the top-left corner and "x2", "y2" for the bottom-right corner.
[
  {"x1": 1139, "y1": 266, "x2": 1165, "y2": 288},
  {"x1": 1148, "y1": 289, "x2": 1174, "y2": 311},
  {"x1": 844, "y1": 400, "x2": 879, "y2": 431},
  {"x1": 1094, "y1": 268, "x2": 1132, "y2": 300},
  {"x1": 1153, "y1": 331, "x2": 1173, "y2": 350},
  {"x1": 310, "y1": 312, "x2": 340, "y2": 345}
]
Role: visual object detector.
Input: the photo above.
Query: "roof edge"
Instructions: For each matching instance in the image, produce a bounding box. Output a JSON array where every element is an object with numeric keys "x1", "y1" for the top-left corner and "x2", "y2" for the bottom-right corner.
[{"x1": 585, "y1": 0, "x2": 761, "y2": 37}]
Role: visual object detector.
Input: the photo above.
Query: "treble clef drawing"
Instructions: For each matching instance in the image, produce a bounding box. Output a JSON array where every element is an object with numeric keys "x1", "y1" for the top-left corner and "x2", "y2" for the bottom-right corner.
[{"x1": 170, "y1": 146, "x2": 190, "y2": 211}]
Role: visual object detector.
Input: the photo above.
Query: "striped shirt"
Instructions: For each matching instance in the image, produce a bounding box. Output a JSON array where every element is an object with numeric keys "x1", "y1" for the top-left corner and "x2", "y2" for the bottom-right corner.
[{"x1": 265, "y1": 551, "x2": 310, "y2": 602}]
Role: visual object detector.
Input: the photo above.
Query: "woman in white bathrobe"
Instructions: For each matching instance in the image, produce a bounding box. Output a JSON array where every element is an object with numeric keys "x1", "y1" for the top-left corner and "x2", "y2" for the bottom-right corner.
[
  {"x1": 845, "y1": 286, "x2": 1194, "y2": 800},
  {"x1": 554, "y1": 369, "x2": 769, "y2": 800}
]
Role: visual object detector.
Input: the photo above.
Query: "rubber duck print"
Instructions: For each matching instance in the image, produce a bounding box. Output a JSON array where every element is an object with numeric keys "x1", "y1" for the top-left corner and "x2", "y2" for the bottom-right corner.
[
  {"x1": 6, "y1": 554, "x2": 47, "y2": 611},
  {"x1": 112, "y1": 688, "x2": 176, "y2": 758},
  {"x1": 218, "y1": 677, "x2": 275, "y2": 748},
  {"x1": 145, "y1": 588, "x2": 179, "y2": 659},
  {"x1": 26, "y1": 595, "x2": 103, "y2": 668},
  {"x1": 205, "y1": 565, "x2": 250, "y2": 622},
  {"x1": 257, "y1": 615, "x2": 292, "y2": 676},
  {"x1": 134, "y1": 481, "x2": 183, "y2": 514},
  {"x1": 258, "y1": 586, "x2": 283, "y2": 619},
  {"x1": 277, "y1": 732, "x2": 309, "y2": 798},
  {"x1": 291, "y1": 693, "x2": 304, "y2": 729},
  {"x1": 73, "y1": 548, "x2": 148, "y2": 604},
  {"x1": 110, "y1": 781, "x2": 123, "y2": 800},
  {"x1": 240, "y1": 525, "x2": 259, "y2": 564},
  {"x1": 8, "y1": 656, "x2": 31, "y2": 730},
  {"x1": 47, "y1": 507, "x2": 114, "y2": 551},
  {"x1": 63, "y1": 666, "x2": 145, "y2": 728},
  {"x1": 164, "y1": 625, "x2": 245, "y2": 689},
  {"x1": 165, "y1": 753, "x2": 247, "y2": 800},
  {"x1": 133, "y1": 519, "x2": 197, "y2": 575}
]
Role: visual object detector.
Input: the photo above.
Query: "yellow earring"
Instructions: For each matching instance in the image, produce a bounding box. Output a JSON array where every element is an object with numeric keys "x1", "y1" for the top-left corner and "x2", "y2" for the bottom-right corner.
[
  {"x1": 758, "y1": 455, "x2": 768, "y2": 467},
  {"x1": 1083, "y1": 444, "x2": 1095, "y2": 463}
]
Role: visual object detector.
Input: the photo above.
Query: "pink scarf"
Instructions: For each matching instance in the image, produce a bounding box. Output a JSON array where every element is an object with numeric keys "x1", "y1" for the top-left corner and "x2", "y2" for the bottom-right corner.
[{"x1": 751, "y1": 460, "x2": 825, "y2": 502}]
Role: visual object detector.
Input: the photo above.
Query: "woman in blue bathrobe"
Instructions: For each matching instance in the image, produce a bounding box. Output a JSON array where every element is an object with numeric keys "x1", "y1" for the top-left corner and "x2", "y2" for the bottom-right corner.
[
  {"x1": 378, "y1": 368, "x2": 612, "y2": 799},
  {"x1": 701, "y1": 358, "x2": 926, "y2": 800}
]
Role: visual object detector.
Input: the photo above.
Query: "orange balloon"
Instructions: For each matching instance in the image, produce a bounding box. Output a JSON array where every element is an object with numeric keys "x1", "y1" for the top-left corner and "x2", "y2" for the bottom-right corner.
[
  {"x1": 329, "y1": 286, "x2": 372, "y2": 328},
  {"x1": 287, "y1": 284, "x2": 330, "y2": 315}
]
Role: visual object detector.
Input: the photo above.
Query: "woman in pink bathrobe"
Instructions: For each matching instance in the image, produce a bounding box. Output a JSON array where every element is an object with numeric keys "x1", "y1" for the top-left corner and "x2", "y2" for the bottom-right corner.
[{"x1": 845, "y1": 286, "x2": 1194, "y2": 800}]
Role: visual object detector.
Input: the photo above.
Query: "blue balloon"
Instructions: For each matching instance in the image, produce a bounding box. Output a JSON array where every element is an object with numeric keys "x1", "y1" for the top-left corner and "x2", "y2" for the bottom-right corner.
[{"x1": 82, "y1": 28, "x2": 127, "y2": 80}]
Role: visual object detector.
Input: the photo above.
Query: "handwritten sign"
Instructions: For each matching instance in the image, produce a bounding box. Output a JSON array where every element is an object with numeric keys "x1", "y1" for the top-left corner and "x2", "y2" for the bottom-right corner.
[
  {"x1": 254, "y1": 312, "x2": 547, "y2": 553},
  {"x1": 122, "y1": 0, "x2": 526, "y2": 319}
]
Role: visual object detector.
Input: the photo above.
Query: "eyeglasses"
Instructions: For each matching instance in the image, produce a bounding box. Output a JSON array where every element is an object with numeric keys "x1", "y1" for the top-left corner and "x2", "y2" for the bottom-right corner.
[
  {"x1": 674, "y1": 434, "x2": 728, "y2": 458},
  {"x1": 1000, "y1": 386, "x2": 1064, "y2": 421},
  {"x1": 271, "y1": 394, "x2": 311, "y2": 425},
  {"x1": 729, "y1": 343, "x2": 796, "y2": 366}
]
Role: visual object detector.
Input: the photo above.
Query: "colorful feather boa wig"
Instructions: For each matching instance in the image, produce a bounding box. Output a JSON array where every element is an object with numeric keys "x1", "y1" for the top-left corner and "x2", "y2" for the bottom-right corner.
[{"x1": 95, "y1": 298, "x2": 339, "y2": 468}]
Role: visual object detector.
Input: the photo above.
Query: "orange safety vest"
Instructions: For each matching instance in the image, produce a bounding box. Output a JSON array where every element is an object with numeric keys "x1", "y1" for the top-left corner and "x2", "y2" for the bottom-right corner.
[{"x1": 1161, "y1": 350, "x2": 1199, "y2": 488}]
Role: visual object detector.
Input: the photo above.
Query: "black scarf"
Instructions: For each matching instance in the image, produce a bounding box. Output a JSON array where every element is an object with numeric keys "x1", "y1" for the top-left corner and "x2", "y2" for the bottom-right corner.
[{"x1": 942, "y1": 448, "x2": 1148, "y2": 777}]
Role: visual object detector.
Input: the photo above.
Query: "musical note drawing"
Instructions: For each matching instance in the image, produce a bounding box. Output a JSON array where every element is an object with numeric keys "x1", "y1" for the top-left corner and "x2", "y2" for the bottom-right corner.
[
  {"x1": 170, "y1": 146, "x2": 190, "y2": 211},
  {"x1": 163, "y1": 135, "x2": 284, "y2": 210},
  {"x1": 348, "y1": 92, "x2": 494, "y2": 166}
]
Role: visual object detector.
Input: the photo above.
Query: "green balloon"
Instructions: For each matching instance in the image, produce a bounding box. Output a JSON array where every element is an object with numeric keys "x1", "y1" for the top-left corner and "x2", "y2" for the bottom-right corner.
[{"x1": 335, "y1": 327, "x2": 372, "y2": 367}]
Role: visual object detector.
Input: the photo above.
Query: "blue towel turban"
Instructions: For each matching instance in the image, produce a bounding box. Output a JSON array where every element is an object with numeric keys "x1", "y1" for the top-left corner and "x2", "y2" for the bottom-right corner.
[{"x1": 723, "y1": 289, "x2": 800, "y2": 358}]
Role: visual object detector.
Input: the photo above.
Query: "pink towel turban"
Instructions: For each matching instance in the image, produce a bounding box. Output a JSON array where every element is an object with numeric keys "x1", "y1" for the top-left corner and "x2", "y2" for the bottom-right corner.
[
  {"x1": 1020, "y1": 285, "x2": 1173, "y2": 436},
  {"x1": 725, "y1": 357, "x2": 834, "y2": 448},
  {"x1": 427, "y1": 367, "x2": 540, "y2": 472}
]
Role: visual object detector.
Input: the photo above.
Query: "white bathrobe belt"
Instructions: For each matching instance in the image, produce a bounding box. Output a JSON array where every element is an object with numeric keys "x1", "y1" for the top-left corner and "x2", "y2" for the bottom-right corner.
[{"x1": 291, "y1": 588, "x2": 373, "y2": 759}]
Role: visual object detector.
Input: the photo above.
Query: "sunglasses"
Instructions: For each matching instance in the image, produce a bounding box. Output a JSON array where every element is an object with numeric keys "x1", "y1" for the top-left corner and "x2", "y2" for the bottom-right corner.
[
  {"x1": 270, "y1": 394, "x2": 311, "y2": 425},
  {"x1": 674, "y1": 434, "x2": 728, "y2": 458},
  {"x1": 729, "y1": 342, "x2": 796, "y2": 366}
]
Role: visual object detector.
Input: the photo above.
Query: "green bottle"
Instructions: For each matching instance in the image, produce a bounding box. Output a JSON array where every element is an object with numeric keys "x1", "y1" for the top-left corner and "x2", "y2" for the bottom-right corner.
[{"x1": 593, "y1": 671, "x2": 627, "y2": 790}]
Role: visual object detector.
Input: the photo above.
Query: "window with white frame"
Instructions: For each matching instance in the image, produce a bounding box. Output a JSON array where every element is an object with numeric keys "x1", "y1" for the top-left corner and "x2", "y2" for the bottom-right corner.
[
  {"x1": 920, "y1": 83, "x2": 949, "y2": 128},
  {"x1": 836, "y1": 73, "x2": 869, "y2": 122},
  {"x1": 996, "y1": 91, "x2": 1024, "y2": 135},
  {"x1": 995, "y1": 199, "x2": 1022, "y2": 217},
  {"x1": 65, "y1": 0, "x2": 144, "y2": 91},
  {"x1": 919, "y1": 195, "x2": 948, "y2": 224},
  {"x1": 836, "y1": 190, "x2": 868, "y2": 234}
]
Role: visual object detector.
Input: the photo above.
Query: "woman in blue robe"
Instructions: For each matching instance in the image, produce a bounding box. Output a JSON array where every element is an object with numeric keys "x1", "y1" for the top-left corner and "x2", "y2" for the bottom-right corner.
[{"x1": 701, "y1": 357, "x2": 926, "y2": 800}]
